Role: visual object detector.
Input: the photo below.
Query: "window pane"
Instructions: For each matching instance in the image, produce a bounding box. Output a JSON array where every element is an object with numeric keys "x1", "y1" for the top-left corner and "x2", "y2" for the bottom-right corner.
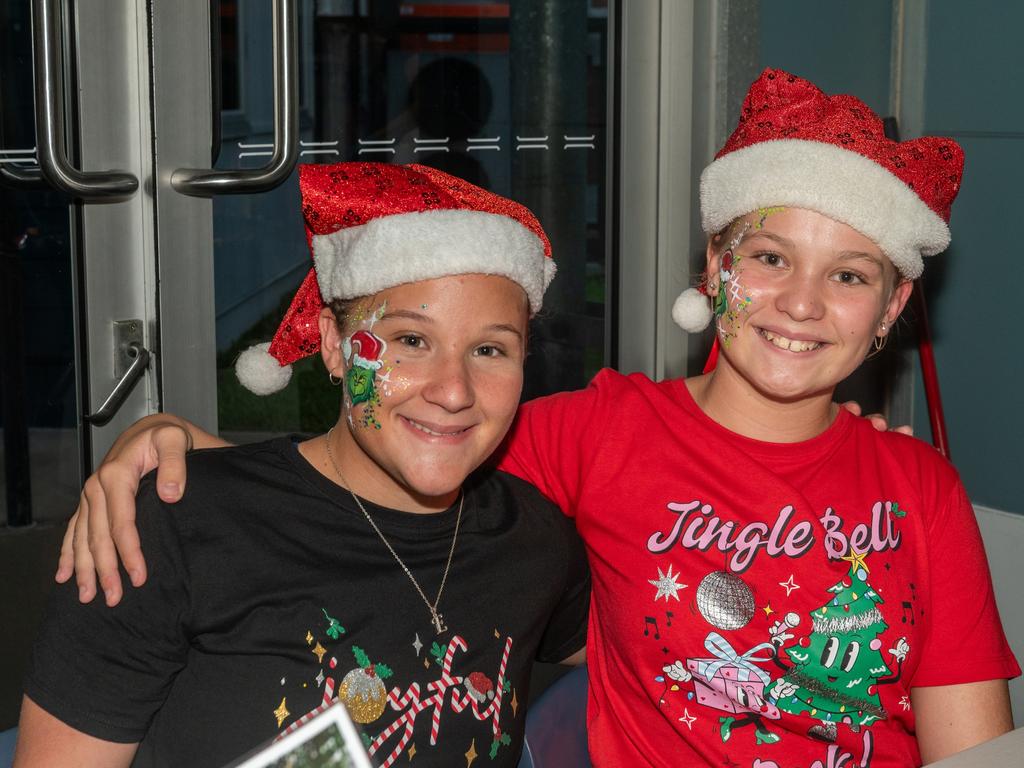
[{"x1": 213, "y1": 0, "x2": 609, "y2": 439}]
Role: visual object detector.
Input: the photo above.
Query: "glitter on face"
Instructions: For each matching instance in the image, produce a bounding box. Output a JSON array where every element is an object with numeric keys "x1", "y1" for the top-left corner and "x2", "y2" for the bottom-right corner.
[
  {"x1": 714, "y1": 224, "x2": 753, "y2": 347},
  {"x1": 714, "y1": 208, "x2": 785, "y2": 346}
]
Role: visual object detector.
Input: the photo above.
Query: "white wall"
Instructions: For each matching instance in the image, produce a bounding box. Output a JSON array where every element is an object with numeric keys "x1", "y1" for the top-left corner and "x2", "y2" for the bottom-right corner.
[{"x1": 975, "y1": 505, "x2": 1024, "y2": 726}]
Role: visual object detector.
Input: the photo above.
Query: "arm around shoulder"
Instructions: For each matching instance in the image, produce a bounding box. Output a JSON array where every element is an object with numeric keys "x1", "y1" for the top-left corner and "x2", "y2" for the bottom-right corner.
[
  {"x1": 57, "y1": 412, "x2": 230, "y2": 604},
  {"x1": 111, "y1": 412, "x2": 228, "y2": 455},
  {"x1": 14, "y1": 696, "x2": 137, "y2": 768}
]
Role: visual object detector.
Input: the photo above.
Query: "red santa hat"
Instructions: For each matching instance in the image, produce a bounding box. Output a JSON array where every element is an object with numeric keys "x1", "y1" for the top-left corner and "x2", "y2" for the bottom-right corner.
[
  {"x1": 673, "y1": 68, "x2": 964, "y2": 333},
  {"x1": 236, "y1": 162, "x2": 555, "y2": 395}
]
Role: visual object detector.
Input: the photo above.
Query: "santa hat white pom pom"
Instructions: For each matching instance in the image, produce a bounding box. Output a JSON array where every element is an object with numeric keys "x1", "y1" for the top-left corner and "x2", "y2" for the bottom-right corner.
[
  {"x1": 235, "y1": 342, "x2": 292, "y2": 395},
  {"x1": 672, "y1": 287, "x2": 713, "y2": 333}
]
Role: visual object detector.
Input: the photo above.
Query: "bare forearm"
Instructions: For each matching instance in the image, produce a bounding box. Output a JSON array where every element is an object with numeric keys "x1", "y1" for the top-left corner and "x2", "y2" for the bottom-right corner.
[
  {"x1": 14, "y1": 696, "x2": 137, "y2": 768},
  {"x1": 912, "y1": 679, "x2": 1013, "y2": 763},
  {"x1": 106, "y1": 413, "x2": 229, "y2": 458}
]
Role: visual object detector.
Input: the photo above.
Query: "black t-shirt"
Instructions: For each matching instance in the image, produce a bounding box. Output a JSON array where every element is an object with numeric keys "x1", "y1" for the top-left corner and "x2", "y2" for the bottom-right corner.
[{"x1": 25, "y1": 438, "x2": 589, "y2": 768}]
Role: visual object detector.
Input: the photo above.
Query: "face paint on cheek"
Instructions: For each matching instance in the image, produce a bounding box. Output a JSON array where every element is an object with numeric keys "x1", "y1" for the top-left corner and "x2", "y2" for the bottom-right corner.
[
  {"x1": 714, "y1": 223, "x2": 754, "y2": 347},
  {"x1": 341, "y1": 325, "x2": 388, "y2": 430}
]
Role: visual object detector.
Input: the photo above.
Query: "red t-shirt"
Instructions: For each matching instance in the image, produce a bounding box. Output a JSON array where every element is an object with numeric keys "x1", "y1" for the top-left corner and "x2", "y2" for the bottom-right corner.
[{"x1": 498, "y1": 369, "x2": 1019, "y2": 768}]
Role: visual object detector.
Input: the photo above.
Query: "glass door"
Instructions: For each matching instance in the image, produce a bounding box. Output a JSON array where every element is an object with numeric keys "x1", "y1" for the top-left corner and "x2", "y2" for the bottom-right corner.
[
  {"x1": 1, "y1": 1, "x2": 77, "y2": 531},
  {"x1": 155, "y1": 0, "x2": 612, "y2": 443},
  {"x1": 1, "y1": 0, "x2": 157, "y2": 730}
]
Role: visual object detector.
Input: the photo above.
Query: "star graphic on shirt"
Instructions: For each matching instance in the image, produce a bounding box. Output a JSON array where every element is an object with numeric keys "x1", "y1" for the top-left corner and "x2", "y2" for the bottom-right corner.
[
  {"x1": 315, "y1": 670, "x2": 325, "y2": 687},
  {"x1": 465, "y1": 738, "x2": 478, "y2": 766},
  {"x1": 311, "y1": 642, "x2": 327, "y2": 663},
  {"x1": 511, "y1": 690, "x2": 519, "y2": 717},
  {"x1": 762, "y1": 603, "x2": 775, "y2": 617},
  {"x1": 408, "y1": 743, "x2": 417, "y2": 760},
  {"x1": 648, "y1": 564, "x2": 686, "y2": 602},
  {"x1": 305, "y1": 630, "x2": 314, "y2": 645},
  {"x1": 412, "y1": 633, "x2": 423, "y2": 656},
  {"x1": 899, "y1": 695, "x2": 911, "y2": 712},
  {"x1": 841, "y1": 547, "x2": 870, "y2": 574},
  {"x1": 273, "y1": 697, "x2": 290, "y2": 728},
  {"x1": 677, "y1": 708, "x2": 697, "y2": 730},
  {"x1": 778, "y1": 574, "x2": 800, "y2": 596}
]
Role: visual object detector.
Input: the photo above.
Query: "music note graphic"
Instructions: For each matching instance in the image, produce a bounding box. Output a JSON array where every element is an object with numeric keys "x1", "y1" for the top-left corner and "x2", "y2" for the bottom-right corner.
[
  {"x1": 644, "y1": 616, "x2": 661, "y2": 640},
  {"x1": 900, "y1": 601, "x2": 915, "y2": 625},
  {"x1": 666, "y1": 611, "x2": 674, "y2": 628}
]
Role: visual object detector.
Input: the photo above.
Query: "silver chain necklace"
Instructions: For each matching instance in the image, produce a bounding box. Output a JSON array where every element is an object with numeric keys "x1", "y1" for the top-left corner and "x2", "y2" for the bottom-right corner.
[{"x1": 324, "y1": 428, "x2": 462, "y2": 635}]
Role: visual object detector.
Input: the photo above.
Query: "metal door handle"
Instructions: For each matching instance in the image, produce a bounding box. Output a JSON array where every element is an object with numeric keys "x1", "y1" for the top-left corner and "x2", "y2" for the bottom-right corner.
[
  {"x1": 84, "y1": 321, "x2": 151, "y2": 427},
  {"x1": 171, "y1": 0, "x2": 299, "y2": 197},
  {"x1": 31, "y1": 0, "x2": 139, "y2": 200},
  {"x1": 83, "y1": 342, "x2": 151, "y2": 426}
]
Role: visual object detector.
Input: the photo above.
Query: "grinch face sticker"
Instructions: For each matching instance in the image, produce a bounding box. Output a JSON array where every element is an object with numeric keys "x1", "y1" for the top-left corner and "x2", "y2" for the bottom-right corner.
[{"x1": 345, "y1": 362, "x2": 377, "y2": 405}]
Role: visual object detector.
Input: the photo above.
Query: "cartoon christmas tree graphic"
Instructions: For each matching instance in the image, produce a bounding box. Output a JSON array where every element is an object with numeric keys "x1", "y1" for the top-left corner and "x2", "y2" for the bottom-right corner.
[{"x1": 772, "y1": 551, "x2": 893, "y2": 738}]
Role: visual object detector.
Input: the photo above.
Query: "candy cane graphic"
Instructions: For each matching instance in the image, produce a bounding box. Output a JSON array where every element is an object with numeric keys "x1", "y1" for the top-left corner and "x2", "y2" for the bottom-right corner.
[
  {"x1": 370, "y1": 638, "x2": 465, "y2": 766},
  {"x1": 367, "y1": 635, "x2": 513, "y2": 768},
  {"x1": 449, "y1": 636, "x2": 512, "y2": 737},
  {"x1": 426, "y1": 636, "x2": 467, "y2": 744}
]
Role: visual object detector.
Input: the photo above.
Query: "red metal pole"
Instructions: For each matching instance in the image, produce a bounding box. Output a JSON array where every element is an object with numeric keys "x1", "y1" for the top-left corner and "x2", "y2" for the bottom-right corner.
[{"x1": 912, "y1": 282, "x2": 950, "y2": 459}]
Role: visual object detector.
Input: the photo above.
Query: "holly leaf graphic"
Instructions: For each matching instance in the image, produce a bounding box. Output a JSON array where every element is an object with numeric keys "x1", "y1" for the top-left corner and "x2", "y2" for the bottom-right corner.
[
  {"x1": 375, "y1": 663, "x2": 394, "y2": 681},
  {"x1": 430, "y1": 641, "x2": 447, "y2": 665},
  {"x1": 353, "y1": 646, "x2": 370, "y2": 669},
  {"x1": 322, "y1": 608, "x2": 345, "y2": 639},
  {"x1": 891, "y1": 502, "x2": 907, "y2": 518}
]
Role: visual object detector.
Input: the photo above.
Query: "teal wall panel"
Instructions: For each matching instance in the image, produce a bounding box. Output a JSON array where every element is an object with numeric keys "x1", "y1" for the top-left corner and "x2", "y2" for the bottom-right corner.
[
  {"x1": 758, "y1": 0, "x2": 892, "y2": 114},
  {"x1": 923, "y1": 2, "x2": 1024, "y2": 134},
  {"x1": 912, "y1": 1, "x2": 1024, "y2": 513}
]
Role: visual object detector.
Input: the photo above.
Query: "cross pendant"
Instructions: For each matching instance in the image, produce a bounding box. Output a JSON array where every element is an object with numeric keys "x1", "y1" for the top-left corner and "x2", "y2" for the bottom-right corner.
[{"x1": 432, "y1": 612, "x2": 447, "y2": 635}]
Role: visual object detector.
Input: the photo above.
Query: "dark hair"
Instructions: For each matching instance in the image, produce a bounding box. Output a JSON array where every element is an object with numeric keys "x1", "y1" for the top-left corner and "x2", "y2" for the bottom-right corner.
[{"x1": 327, "y1": 297, "x2": 360, "y2": 334}]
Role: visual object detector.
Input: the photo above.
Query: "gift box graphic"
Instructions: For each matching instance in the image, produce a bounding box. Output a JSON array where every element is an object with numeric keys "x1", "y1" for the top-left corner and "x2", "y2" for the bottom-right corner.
[{"x1": 686, "y1": 632, "x2": 781, "y2": 719}]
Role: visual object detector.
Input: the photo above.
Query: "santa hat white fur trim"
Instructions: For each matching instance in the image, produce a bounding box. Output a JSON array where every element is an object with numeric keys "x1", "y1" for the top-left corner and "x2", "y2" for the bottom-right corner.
[
  {"x1": 312, "y1": 209, "x2": 554, "y2": 312},
  {"x1": 236, "y1": 341, "x2": 292, "y2": 395},
  {"x1": 700, "y1": 139, "x2": 950, "y2": 279}
]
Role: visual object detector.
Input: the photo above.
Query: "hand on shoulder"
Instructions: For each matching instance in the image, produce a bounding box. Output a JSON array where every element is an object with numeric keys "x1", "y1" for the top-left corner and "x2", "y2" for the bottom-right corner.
[{"x1": 56, "y1": 414, "x2": 225, "y2": 606}]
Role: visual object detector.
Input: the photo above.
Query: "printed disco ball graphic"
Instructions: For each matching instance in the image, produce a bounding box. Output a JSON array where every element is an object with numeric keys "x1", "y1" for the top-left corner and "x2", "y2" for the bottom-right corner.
[{"x1": 696, "y1": 570, "x2": 755, "y2": 630}]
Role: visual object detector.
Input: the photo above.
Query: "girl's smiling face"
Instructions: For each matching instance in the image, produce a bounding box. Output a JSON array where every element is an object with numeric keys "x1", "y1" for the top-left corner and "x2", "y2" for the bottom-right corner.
[
  {"x1": 320, "y1": 273, "x2": 529, "y2": 511},
  {"x1": 707, "y1": 207, "x2": 912, "y2": 404}
]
